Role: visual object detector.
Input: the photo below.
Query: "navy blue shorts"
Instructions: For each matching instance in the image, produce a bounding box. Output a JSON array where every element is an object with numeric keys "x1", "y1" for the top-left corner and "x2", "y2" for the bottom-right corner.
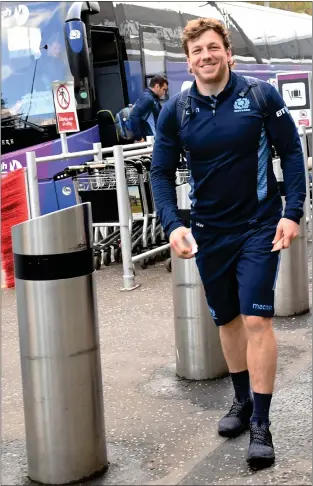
[{"x1": 192, "y1": 222, "x2": 280, "y2": 326}]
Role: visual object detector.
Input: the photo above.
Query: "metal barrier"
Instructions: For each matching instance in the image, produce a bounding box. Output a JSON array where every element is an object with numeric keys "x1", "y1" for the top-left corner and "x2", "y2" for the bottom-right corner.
[
  {"x1": 172, "y1": 182, "x2": 228, "y2": 380},
  {"x1": 25, "y1": 135, "x2": 169, "y2": 290},
  {"x1": 24, "y1": 126, "x2": 312, "y2": 292},
  {"x1": 12, "y1": 203, "x2": 108, "y2": 484}
]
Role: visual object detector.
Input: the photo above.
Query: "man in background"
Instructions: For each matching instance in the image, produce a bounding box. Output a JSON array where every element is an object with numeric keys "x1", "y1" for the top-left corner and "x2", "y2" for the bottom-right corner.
[{"x1": 130, "y1": 74, "x2": 168, "y2": 142}]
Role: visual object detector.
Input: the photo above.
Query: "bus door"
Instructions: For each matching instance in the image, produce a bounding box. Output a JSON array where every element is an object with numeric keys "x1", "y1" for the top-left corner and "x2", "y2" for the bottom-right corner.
[
  {"x1": 91, "y1": 27, "x2": 128, "y2": 116},
  {"x1": 139, "y1": 25, "x2": 167, "y2": 94}
]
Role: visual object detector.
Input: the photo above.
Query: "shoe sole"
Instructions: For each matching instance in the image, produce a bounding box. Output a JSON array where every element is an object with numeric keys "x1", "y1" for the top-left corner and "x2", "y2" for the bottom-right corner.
[
  {"x1": 218, "y1": 422, "x2": 250, "y2": 439},
  {"x1": 247, "y1": 455, "x2": 275, "y2": 470}
]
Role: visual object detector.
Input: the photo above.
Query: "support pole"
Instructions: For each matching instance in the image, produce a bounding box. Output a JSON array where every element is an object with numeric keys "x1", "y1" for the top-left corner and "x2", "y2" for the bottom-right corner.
[
  {"x1": 60, "y1": 133, "x2": 69, "y2": 155},
  {"x1": 93, "y1": 142, "x2": 103, "y2": 162},
  {"x1": 146, "y1": 135, "x2": 155, "y2": 146},
  {"x1": 113, "y1": 145, "x2": 139, "y2": 291},
  {"x1": 26, "y1": 151, "x2": 41, "y2": 218}
]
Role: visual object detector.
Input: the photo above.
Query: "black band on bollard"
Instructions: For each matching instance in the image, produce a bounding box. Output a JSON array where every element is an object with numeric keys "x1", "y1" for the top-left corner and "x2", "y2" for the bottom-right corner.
[
  {"x1": 278, "y1": 182, "x2": 286, "y2": 197},
  {"x1": 178, "y1": 209, "x2": 191, "y2": 228},
  {"x1": 14, "y1": 248, "x2": 94, "y2": 281}
]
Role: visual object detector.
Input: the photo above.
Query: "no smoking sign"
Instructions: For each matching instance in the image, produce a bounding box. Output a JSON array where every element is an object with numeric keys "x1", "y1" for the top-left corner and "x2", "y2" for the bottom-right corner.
[{"x1": 52, "y1": 81, "x2": 79, "y2": 133}]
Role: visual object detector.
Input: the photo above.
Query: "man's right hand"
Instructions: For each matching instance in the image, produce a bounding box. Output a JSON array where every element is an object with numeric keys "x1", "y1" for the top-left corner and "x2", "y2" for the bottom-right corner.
[{"x1": 169, "y1": 226, "x2": 194, "y2": 259}]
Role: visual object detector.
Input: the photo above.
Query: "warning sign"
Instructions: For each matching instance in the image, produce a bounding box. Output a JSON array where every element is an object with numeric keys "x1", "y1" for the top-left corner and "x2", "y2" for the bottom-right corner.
[
  {"x1": 56, "y1": 85, "x2": 70, "y2": 110},
  {"x1": 52, "y1": 81, "x2": 79, "y2": 133}
]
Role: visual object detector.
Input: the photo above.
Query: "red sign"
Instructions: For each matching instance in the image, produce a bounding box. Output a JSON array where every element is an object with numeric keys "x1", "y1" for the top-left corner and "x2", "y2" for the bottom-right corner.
[
  {"x1": 57, "y1": 112, "x2": 78, "y2": 131},
  {"x1": 52, "y1": 81, "x2": 79, "y2": 133},
  {"x1": 299, "y1": 119, "x2": 310, "y2": 127},
  {"x1": 56, "y1": 85, "x2": 70, "y2": 110}
]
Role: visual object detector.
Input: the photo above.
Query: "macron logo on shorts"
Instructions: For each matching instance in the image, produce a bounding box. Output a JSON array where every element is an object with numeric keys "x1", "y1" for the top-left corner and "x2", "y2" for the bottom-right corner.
[{"x1": 252, "y1": 303, "x2": 273, "y2": 311}]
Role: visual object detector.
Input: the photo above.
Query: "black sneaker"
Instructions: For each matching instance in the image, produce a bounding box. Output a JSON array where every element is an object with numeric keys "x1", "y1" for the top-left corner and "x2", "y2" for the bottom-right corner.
[
  {"x1": 247, "y1": 421, "x2": 275, "y2": 469},
  {"x1": 218, "y1": 397, "x2": 253, "y2": 438}
]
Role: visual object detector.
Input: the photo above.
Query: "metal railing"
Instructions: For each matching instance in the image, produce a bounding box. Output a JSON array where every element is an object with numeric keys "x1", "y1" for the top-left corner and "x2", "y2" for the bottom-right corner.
[
  {"x1": 25, "y1": 134, "x2": 170, "y2": 290},
  {"x1": 24, "y1": 126, "x2": 312, "y2": 290}
]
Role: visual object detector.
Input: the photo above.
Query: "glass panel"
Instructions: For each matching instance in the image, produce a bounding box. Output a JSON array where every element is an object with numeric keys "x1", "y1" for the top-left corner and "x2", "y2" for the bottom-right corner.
[
  {"x1": 114, "y1": 3, "x2": 183, "y2": 62},
  {"x1": 141, "y1": 29, "x2": 166, "y2": 77},
  {"x1": 1, "y1": 2, "x2": 72, "y2": 127},
  {"x1": 92, "y1": 31, "x2": 118, "y2": 64}
]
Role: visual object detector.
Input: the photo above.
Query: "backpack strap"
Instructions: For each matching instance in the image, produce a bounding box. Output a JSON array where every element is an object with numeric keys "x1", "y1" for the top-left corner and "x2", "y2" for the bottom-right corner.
[
  {"x1": 98, "y1": 109, "x2": 120, "y2": 142},
  {"x1": 176, "y1": 88, "x2": 191, "y2": 134},
  {"x1": 241, "y1": 76, "x2": 269, "y2": 119}
]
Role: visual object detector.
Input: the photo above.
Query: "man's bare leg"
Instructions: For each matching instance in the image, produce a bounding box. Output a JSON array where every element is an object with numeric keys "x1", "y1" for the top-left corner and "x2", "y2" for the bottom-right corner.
[
  {"x1": 242, "y1": 316, "x2": 277, "y2": 394},
  {"x1": 242, "y1": 315, "x2": 277, "y2": 469},
  {"x1": 219, "y1": 315, "x2": 247, "y2": 372}
]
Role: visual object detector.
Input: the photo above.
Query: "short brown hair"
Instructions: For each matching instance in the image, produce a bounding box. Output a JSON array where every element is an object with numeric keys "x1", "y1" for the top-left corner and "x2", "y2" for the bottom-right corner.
[
  {"x1": 149, "y1": 74, "x2": 168, "y2": 88},
  {"x1": 182, "y1": 18, "x2": 234, "y2": 68}
]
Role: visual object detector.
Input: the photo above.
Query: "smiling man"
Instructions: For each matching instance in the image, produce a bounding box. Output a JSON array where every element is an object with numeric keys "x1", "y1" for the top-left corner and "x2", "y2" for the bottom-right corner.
[{"x1": 151, "y1": 18, "x2": 306, "y2": 470}]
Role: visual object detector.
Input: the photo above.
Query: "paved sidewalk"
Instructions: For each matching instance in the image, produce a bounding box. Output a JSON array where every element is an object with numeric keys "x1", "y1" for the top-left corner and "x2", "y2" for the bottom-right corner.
[{"x1": 2, "y1": 251, "x2": 312, "y2": 485}]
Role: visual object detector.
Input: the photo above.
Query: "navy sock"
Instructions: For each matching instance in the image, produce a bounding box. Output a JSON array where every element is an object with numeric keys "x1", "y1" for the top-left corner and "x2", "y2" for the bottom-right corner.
[
  {"x1": 251, "y1": 392, "x2": 272, "y2": 424},
  {"x1": 230, "y1": 370, "x2": 251, "y2": 401}
]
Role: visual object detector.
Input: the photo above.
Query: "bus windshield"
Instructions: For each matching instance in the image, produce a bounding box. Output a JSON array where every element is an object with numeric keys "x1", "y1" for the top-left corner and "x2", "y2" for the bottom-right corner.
[{"x1": 1, "y1": 2, "x2": 72, "y2": 128}]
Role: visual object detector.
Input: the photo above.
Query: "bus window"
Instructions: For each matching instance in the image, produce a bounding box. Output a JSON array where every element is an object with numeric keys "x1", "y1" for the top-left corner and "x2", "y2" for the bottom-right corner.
[
  {"x1": 139, "y1": 25, "x2": 167, "y2": 89},
  {"x1": 1, "y1": 1, "x2": 72, "y2": 128},
  {"x1": 91, "y1": 28, "x2": 128, "y2": 116}
]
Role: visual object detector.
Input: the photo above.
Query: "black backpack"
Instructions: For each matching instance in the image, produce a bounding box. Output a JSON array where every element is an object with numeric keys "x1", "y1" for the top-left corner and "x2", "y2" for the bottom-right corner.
[{"x1": 176, "y1": 76, "x2": 269, "y2": 133}]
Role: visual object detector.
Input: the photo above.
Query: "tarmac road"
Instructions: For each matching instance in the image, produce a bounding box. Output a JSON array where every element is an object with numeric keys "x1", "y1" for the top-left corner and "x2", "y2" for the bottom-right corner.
[{"x1": 2, "y1": 249, "x2": 312, "y2": 485}]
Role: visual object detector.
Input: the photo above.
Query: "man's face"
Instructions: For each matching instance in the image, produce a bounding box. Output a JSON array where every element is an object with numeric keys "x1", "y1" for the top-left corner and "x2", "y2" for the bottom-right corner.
[
  {"x1": 49, "y1": 40, "x2": 62, "y2": 58},
  {"x1": 155, "y1": 83, "x2": 168, "y2": 99},
  {"x1": 187, "y1": 29, "x2": 232, "y2": 84}
]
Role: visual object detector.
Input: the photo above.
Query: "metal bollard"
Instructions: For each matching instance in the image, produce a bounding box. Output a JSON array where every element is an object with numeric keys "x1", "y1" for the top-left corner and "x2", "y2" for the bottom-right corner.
[
  {"x1": 273, "y1": 158, "x2": 310, "y2": 316},
  {"x1": 172, "y1": 183, "x2": 228, "y2": 380},
  {"x1": 274, "y1": 213, "x2": 310, "y2": 316},
  {"x1": 12, "y1": 203, "x2": 108, "y2": 484}
]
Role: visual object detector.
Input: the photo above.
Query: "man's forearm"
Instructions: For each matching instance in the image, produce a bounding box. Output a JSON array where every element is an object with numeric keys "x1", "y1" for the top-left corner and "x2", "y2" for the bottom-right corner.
[
  {"x1": 280, "y1": 153, "x2": 306, "y2": 224},
  {"x1": 150, "y1": 169, "x2": 184, "y2": 236}
]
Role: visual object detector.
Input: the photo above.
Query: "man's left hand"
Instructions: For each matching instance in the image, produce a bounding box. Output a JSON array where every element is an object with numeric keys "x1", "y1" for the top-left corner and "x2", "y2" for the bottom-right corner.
[{"x1": 272, "y1": 218, "x2": 300, "y2": 252}]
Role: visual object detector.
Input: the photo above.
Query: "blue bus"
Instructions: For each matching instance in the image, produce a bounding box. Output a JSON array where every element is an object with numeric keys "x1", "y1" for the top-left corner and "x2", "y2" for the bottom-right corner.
[{"x1": 1, "y1": 1, "x2": 312, "y2": 213}]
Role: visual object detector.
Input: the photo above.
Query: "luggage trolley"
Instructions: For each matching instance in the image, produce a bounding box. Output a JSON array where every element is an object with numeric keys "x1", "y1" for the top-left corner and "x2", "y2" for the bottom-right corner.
[
  {"x1": 140, "y1": 157, "x2": 169, "y2": 262},
  {"x1": 123, "y1": 155, "x2": 170, "y2": 268},
  {"x1": 72, "y1": 164, "x2": 125, "y2": 268},
  {"x1": 72, "y1": 161, "x2": 151, "y2": 269}
]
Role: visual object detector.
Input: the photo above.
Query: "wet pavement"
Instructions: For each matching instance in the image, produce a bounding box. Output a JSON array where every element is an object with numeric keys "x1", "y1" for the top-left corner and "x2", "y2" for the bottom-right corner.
[{"x1": 2, "y1": 248, "x2": 312, "y2": 485}]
